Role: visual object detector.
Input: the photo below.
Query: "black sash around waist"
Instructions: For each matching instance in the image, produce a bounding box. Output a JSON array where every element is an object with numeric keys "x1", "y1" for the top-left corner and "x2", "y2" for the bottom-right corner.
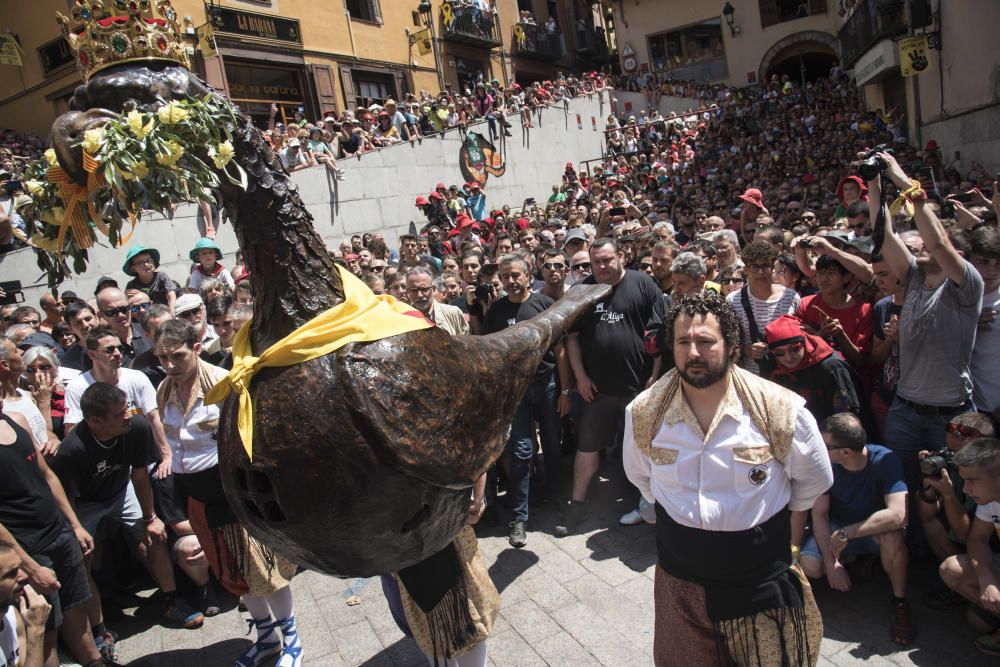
[
  {"x1": 655, "y1": 503, "x2": 803, "y2": 622},
  {"x1": 174, "y1": 465, "x2": 236, "y2": 529}
]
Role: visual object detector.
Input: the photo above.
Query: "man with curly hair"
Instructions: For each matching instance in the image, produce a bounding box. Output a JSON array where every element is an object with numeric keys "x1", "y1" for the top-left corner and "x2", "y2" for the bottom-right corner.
[{"x1": 624, "y1": 292, "x2": 833, "y2": 666}]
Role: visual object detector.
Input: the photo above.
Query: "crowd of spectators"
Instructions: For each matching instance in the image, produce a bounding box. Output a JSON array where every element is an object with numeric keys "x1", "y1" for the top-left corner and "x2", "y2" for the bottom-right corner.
[
  {"x1": 318, "y1": 66, "x2": 1000, "y2": 654},
  {"x1": 7, "y1": 62, "x2": 1000, "y2": 665}
]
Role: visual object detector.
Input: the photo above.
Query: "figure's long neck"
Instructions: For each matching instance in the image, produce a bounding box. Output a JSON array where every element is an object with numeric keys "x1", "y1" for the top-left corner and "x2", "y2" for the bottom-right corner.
[{"x1": 219, "y1": 110, "x2": 343, "y2": 351}]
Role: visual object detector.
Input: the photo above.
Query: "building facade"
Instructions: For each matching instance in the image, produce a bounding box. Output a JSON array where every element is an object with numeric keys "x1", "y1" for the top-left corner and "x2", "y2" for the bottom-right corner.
[
  {"x1": 839, "y1": 0, "x2": 1000, "y2": 167},
  {"x1": 610, "y1": 0, "x2": 840, "y2": 87},
  {"x1": 0, "y1": 0, "x2": 551, "y2": 134}
]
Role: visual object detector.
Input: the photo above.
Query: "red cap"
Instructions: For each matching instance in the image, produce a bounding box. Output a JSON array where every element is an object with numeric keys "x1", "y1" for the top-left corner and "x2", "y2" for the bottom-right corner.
[
  {"x1": 738, "y1": 188, "x2": 768, "y2": 214},
  {"x1": 435, "y1": 182, "x2": 447, "y2": 191},
  {"x1": 414, "y1": 196, "x2": 429, "y2": 206},
  {"x1": 925, "y1": 139, "x2": 939, "y2": 152},
  {"x1": 344, "y1": 253, "x2": 359, "y2": 261},
  {"x1": 516, "y1": 218, "x2": 529, "y2": 230},
  {"x1": 448, "y1": 229, "x2": 462, "y2": 238},
  {"x1": 429, "y1": 191, "x2": 444, "y2": 201},
  {"x1": 468, "y1": 182, "x2": 481, "y2": 190}
]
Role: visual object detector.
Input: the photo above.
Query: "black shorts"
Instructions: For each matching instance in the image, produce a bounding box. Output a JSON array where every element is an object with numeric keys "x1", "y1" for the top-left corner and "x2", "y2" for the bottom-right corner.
[
  {"x1": 32, "y1": 524, "x2": 91, "y2": 631},
  {"x1": 577, "y1": 394, "x2": 631, "y2": 453},
  {"x1": 153, "y1": 474, "x2": 189, "y2": 528}
]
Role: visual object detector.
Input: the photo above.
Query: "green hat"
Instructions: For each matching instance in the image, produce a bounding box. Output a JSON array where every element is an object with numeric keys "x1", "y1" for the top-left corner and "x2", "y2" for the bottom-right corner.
[
  {"x1": 122, "y1": 245, "x2": 160, "y2": 276},
  {"x1": 189, "y1": 237, "x2": 223, "y2": 263}
]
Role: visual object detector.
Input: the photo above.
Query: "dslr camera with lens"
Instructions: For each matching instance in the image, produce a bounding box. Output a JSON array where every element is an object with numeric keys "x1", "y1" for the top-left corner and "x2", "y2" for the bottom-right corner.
[
  {"x1": 857, "y1": 144, "x2": 893, "y2": 181},
  {"x1": 474, "y1": 282, "x2": 496, "y2": 303},
  {"x1": 920, "y1": 448, "x2": 954, "y2": 479}
]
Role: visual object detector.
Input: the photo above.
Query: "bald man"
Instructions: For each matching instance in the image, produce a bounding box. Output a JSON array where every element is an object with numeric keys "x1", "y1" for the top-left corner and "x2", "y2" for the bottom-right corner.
[
  {"x1": 39, "y1": 292, "x2": 65, "y2": 334},
  {"x1": 95, "y1": 287, "x2": 153, "y2": 367}
]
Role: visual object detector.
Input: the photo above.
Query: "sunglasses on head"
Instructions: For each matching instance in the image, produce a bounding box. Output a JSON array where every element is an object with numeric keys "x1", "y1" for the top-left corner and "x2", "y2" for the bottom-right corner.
[
  {"x1": 947, "y1": 423, "x2": 983, "y2": 438},
  {"x1": 771, "y1": 342, "x2": 804, "y2": 358},
  {"x1": 101, "y1": 306, "x2": 130, "y2": 317}
]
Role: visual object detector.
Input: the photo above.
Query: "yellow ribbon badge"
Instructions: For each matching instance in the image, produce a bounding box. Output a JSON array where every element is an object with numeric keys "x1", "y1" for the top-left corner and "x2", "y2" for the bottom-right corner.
[
  {"x1": 442, "y1": 2, "x2": 454, "y2": 27},
  {"x1": 205, "y1": 266, "x2": 434, "y2": 461},
  {"x1": 889, "y1": 178, "x2": 922, "y2": 220},
  {"x1": 513, "y1": 24, "x2": 526, "y2": 48}
]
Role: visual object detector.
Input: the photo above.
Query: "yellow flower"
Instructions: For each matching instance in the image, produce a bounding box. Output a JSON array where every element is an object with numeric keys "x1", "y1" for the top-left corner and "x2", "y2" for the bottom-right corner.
[
  {"x1": 25, "y1": 180, "x2": 45, "y2": 196},
  {"x1": 126, "y1": 110, "x2": 154, "y2": 140},
  {"x1": 44, "y1": 148, "x2": 57, "y2": 167},
  {"x1": 133, "y1": 161, "x2": 149, "y2": 180},
  {"x1": 155, "y1": 141, "x2": 184, "y2": 168},
  {"x1": 82, "y1": 127, "x2": 105, "y2": 155},
  {"x1": 157, "y1": 101, "x2": 190, "y2": 125},
  {"x1": 210, "y1": 140, "x2": 235, "y2": 169}
]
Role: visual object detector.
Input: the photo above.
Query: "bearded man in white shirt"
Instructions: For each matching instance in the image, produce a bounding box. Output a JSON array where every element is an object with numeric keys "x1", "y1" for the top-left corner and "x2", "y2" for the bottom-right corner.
[{"x1": 624, "y1": 292, "x2": 833, "y2": 666}]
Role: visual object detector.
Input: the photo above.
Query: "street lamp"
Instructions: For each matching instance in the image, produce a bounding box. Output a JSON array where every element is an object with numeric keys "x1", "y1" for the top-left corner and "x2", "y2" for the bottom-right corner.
[
  {"x1": 415, "y1": 1, "x2": 445, "y2": 93},
  {"x1": 722, "y1": 2, "x2": 740, "y2": 37}
]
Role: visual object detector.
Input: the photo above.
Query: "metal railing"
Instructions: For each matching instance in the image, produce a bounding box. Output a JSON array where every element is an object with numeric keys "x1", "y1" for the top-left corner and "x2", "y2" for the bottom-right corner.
[
  {"x1": 839, "y1": 0, "x2": 907, "y2": 67},
  {"x1": 439, "y1": 6, "x2": 503, "y2": 48},
  {"x1": 575, "y1": 26, "x2": 611, "y2": 60},
  {"x1": 511, "y1": 23, "x2": 564, "y2": 60}
]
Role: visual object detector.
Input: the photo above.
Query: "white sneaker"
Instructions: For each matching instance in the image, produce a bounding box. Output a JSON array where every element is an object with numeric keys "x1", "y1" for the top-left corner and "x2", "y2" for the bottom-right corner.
[
  {"x1": 619, "y1": 508, "x2": 644, "y2": 526},
  {"x1": 639, "y1": 496, "x2": 657, "y2": 524}
]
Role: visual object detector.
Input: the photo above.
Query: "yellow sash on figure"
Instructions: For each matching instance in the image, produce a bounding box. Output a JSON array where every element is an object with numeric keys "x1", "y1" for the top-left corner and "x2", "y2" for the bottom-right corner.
[{"x1": 205, "y1": 265, "x2": 433, "y2": 460}]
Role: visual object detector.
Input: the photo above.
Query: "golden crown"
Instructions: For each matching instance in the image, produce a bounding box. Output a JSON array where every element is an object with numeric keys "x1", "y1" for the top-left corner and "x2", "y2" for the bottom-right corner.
[{"x1": 57, "y1": 0, "x2": 190, "y2": 82}]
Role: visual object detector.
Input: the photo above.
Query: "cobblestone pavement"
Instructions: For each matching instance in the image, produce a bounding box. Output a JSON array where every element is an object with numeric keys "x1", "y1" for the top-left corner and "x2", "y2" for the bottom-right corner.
[{"x1": 76, "y1": 466, "x2": 991, "y2": 666}]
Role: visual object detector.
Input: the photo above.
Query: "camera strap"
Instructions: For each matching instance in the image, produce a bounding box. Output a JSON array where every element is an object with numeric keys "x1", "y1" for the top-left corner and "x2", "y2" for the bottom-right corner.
[{"x1": 871, "y1": 172, "x2": 887, "y2": 256}]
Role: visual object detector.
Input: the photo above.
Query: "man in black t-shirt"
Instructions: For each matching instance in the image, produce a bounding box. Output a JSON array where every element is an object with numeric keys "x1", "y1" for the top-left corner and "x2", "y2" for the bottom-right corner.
[
  {"x1": 482, "y1": 255, "x2": 570, "y2": 548},
  {"x1": 53, "y1": 383, "x2": 204, "y2": 631},
  {"x1": 0, "y1": 407, "x2": 102, "y2": 666},
  {"x1": 557, "y1": 238, "x2": 662, "y2": 537}
]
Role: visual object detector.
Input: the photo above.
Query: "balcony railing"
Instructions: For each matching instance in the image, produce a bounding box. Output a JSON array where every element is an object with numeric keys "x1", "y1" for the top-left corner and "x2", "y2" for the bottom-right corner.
[
  {"x1": 839, "y1": 0, "x2": 907, "y2": 67},
  {"x1": 575, "y1": 26, "x2": 611, "y2": 61},
  {"x1": 439, "y1": 6, "x2": 503, "y2": 48},
  {"x1": 512, "y1": 23, "x2": 564, "y2": 61}
]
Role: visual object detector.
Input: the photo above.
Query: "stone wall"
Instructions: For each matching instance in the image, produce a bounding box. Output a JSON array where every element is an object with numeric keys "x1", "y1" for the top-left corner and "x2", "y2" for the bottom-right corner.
[{"x1": 3, "y1": 92, "x2": 611, "y2": 303}]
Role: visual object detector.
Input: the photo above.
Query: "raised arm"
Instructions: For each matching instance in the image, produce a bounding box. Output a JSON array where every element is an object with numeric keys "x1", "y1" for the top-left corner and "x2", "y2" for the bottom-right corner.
[{"x1": 866, "y1": 163, "x2": 911, "y2": 283}]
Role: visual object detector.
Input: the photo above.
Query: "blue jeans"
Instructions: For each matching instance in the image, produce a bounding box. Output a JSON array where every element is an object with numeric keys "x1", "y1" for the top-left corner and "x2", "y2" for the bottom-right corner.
[
  {"x1": 490, "y1": 373, "x2": 562, "y2": 522},
  {"x1": 884, "y1": 397, "x2": 959, "y2": 546}
]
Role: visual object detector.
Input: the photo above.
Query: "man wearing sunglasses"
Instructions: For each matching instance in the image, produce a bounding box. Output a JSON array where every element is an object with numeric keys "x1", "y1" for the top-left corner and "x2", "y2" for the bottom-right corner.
[
  {"x1": 918, "y1": 413, "x2": 996, "y2": 613},
  {"x1": 538, "y1": 249, "x2": 570, "y2": 301},
  {"x1": 763, "y1": 315, "x2": 862, "y2": 423},
  {"x1": 63, "y1": 327, "x2": 173, "y2": 480},
  {"x1": 96, "y1": 287, "x2": 152, "y2": 368},
  {"x1": 481, "y1": 255, "x2": 568, "y2": 548}
]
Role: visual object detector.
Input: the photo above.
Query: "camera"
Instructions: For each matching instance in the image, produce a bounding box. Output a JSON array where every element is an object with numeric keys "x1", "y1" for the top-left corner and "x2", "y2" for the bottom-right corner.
[
  {"x1": 857, "y1": 144, "x2": 893, "y2": 181},
  {"x1": 920, "y1": 448, "x2": 954, "y2": 479},
  {"x1": 799, "y1": 238, "x2": 815, "y2": 249},
  {"x1": 474, "y1": 282, "x2": 496, "y2": 302}
]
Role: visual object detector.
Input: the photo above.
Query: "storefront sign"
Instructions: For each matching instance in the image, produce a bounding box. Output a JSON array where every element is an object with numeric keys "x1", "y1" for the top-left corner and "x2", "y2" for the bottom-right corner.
[
  {"x1": 853, "y1": 39, "x2": 898, "y2": 86},
  {"x1": 898, "y1": 35, "x2": 931, "y2": 77},
  {"x1": 211, "y1": 8, "x2": 301, "y2": 45},
  {"x1": 226, "y1": 62, "x2": 303, "y2": 102}
]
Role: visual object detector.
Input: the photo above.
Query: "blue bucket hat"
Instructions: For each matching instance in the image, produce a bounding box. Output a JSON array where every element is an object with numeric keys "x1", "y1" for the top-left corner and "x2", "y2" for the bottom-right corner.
[
  {"x1": 122, "y1": 245, "x2": 160, "y2": 276},
  {"x1": 189, "y1": 237, "x2": 223, "y2": 263}
]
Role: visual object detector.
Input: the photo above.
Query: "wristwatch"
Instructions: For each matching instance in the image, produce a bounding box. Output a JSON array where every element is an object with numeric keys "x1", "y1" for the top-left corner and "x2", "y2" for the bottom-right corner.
[
  {"x1": 836, "y1": 528, "x2": 849, "y2": 543},
  {"x1": 561, "y1": 389, "x2": 571, "y2": 396}
]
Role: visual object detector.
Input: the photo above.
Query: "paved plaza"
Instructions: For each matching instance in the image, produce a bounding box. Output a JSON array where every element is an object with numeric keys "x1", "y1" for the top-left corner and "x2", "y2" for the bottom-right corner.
[{"x1": 86, "y1": 465, "x2": 990, "y2": 666}]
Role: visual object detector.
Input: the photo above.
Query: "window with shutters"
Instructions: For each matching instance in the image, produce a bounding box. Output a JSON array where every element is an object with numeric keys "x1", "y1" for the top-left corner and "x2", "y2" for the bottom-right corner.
[
  {"x1": 345, "y1": 0, "x2": 383, "y2": 24},
  {"x1": 647, "y1": 19, "x2": 726, "y2": 82},
  {"x1": 351, "y1": 70, "x2": 397, "y2": 109},
  {"x1": 758, "y1": 0, "x2": 827, "y2": 28}
]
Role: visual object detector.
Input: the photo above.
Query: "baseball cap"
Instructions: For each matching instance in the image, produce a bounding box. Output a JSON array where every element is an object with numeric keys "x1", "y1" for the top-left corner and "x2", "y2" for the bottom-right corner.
[
  {"x1": 18, "y1": 332, "x2": 59, "y2": 352},
  {"x1": 563, "y1": 229, "x2": 587, "y2": 248},
  {"x1": 174, "y1": 293, "x2": 203, "y2": 315},
  {"x1": 287, "y1": 138, "x2": 300, "y2": 147},
  {"x1": 414, "y1": 196, "x2": 429, "y2": 206},
  {"x1": 824, "y1": 230, "x2": 851, "y2": 246}
]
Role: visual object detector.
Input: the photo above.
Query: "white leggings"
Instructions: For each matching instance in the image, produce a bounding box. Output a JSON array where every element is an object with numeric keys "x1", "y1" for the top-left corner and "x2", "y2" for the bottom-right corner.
[{"x1": 426, "y1": 640, "x2": 487, "y2": 667}]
